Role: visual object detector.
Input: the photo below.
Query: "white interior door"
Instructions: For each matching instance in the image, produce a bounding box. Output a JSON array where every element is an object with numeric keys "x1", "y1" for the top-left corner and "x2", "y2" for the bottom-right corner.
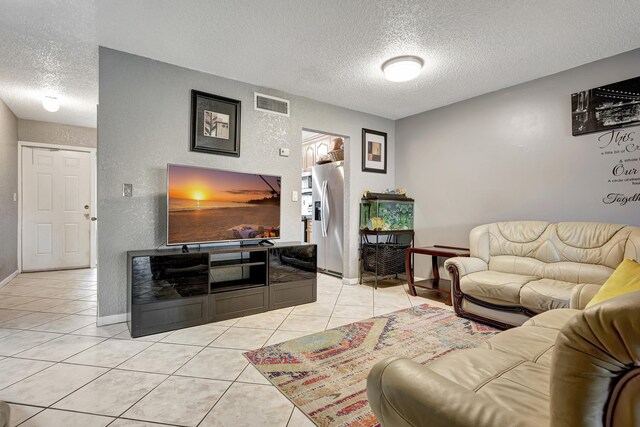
[{"x1": 22, "y1": 147, "x2": 92, "y2": 271}]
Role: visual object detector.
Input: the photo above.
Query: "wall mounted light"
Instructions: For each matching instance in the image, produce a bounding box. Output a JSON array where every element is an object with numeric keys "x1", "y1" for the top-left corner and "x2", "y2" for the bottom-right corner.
[
  {"x1": 42, "y1": 96, "x2": 60, "y2": 112},
  {"x1": 381, "y1": 56, "x2": 424, "y2": 82}
]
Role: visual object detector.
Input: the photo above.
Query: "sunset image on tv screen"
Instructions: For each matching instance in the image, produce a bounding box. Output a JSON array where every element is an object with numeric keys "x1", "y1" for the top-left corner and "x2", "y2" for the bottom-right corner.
[{"x1": 167, "y1": 164, "x2": 281, "y2": 245}]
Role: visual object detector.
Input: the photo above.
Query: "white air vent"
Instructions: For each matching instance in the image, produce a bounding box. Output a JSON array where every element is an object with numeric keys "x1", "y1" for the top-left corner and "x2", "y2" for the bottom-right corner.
[{"x1": 254, "y1": 93, "x2": 290, "y2": 117}]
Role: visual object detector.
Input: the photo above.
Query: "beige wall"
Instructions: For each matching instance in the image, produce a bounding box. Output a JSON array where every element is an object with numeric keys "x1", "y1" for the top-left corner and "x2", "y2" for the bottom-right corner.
[
  {"x1": 18, "y1": 119, "x2": 96, "y2": 148},
  {"x1": 396, "y1": 48, "x2": 640, "y2": 279},
  {"x1": 0, "y1": 98, "x2": 18, "y2": 282},
  {"x1": 97, "y1": 48, "x2": 396, "y2": 317}
]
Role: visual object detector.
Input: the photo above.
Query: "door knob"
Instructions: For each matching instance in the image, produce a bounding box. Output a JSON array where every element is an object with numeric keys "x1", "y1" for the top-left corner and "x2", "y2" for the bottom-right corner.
[
  {"x1": 91, "y1": 217, "x2": 97, "y2": 221},
  {"x1": 84, "y1": 205, "x2": 90, "y2": 209}
]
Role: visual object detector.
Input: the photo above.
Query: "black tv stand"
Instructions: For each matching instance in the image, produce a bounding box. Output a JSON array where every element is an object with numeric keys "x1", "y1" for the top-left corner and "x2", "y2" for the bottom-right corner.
[
  {"x1": 127, "y1": 242, "x2": 317, "y2": 337},
  {"x1": 258, "y1": 239, "x2": 275, "y2": 246},
  {"x1": 181, "y1": 245, "x2": 189, "y2": 253}
]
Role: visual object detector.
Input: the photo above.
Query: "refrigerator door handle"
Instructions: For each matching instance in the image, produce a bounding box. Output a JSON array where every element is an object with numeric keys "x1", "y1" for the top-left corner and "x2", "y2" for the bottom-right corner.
[
  {"x1": 323, "y1": 180, "x2": 330, "y2": 237},
  {"x1": 320, "y1": 181, "x2": 327, "y2": 238}
]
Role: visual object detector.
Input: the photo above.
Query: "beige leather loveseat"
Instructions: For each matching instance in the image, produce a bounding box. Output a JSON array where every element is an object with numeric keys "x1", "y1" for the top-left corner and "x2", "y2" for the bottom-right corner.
[
  {"x1": 445, "y1": 221, "x2": 640, "y2": 328},
  {"x1": 367, "y1": 291, "x2": 640, "y2": 427}
]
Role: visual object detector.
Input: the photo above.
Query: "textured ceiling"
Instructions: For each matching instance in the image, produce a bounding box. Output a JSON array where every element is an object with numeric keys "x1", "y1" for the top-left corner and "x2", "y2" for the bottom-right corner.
[
  {"x1": 2, "y1": 1, "x2": 640, "y2": 128},
  {"x1": 0, "y1": 0, "x2": 97, "y2": 128}
]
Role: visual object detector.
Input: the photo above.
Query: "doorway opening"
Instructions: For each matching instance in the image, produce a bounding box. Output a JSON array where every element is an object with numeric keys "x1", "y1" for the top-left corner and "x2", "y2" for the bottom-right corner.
[
  {"x1": 18, "y1": 142, "x2": 97, "y2": 272},
  {"x1": 301, "y1": 129, "x2": 348, "y2": 278}
]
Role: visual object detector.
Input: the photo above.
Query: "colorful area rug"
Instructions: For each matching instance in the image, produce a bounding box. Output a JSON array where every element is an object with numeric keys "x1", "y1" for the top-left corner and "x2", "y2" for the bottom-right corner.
[{"x1": 244, "y1": 304, "x2": 498, "y2": 427}]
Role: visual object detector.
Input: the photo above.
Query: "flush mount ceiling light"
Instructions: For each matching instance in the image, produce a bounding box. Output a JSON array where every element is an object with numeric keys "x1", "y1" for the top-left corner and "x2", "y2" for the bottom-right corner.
[
  {"x1": 42, "y1": 96, "x2": 60, "y2": 112},
  {"x1": 381, "y1": 56, "x2": 424, "y2": 82}
]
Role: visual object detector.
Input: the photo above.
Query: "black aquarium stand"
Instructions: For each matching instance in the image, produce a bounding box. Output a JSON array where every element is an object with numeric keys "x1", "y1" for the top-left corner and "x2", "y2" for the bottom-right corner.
[
  {"x1": 127, "y1": 242, "x2": 317, "y2": 337},
  {"x1": 359, "y1": 229, "x2": 414, "y2": 289}
]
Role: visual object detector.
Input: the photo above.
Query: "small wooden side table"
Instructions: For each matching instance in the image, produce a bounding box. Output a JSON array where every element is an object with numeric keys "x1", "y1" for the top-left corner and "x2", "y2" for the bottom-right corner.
[{"x1": 405, "y1": 245, "x2": 470, "y2": 305}]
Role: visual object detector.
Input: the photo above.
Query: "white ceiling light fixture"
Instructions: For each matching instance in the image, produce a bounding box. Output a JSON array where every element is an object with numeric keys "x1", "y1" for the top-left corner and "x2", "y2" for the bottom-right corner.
[
  {"x1": 382, "y1": 56, "x2": 424, "y2": 82},
  {"x1": 42, "y1": 96, "x2": 60, "y2": 112}
]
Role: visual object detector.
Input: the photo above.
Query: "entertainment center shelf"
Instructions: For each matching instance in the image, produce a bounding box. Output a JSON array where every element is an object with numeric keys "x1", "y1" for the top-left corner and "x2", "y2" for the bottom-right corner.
[
  {"x1": 209, "y1": 260, "x2": 266, "y2": 269},
  {"x1": 127, "y1": 242, "x2": 317, "y2": 337}
]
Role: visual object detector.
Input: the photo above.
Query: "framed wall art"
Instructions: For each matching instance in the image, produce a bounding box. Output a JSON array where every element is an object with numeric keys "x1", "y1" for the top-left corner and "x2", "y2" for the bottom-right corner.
[
  {"x1": 571, "y1": 75, "x2": 640, "y2": 136},
  {"x1": 362, "y1": 128, "x2": 387, "y2": 173},
  {"x1": 191, "y1": 90, "x2": 241, "y2": 156}
]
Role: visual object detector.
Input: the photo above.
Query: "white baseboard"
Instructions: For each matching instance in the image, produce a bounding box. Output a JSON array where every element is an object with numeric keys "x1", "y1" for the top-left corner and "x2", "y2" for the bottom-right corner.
[
  {"x1": 0, "y1": 270, "x2": 19, "y2": 289},
  {"x1": 97, "y1": 313, "x2": 127, "y2": 326}
]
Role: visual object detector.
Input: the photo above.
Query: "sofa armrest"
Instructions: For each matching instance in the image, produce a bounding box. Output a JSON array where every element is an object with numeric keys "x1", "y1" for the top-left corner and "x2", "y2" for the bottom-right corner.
[
  {"x1": 570, "y1": 283, "x2": 601, "y2": 310},
  {"x1": 444, "y1": 257, "x2": 488, "y2": 280},
  {"x1": 445, "y1": 257, "x2": 488, "y2": 315},
  {"x1": 367, "y1": 357, "x2": 538, "y2": 427}
]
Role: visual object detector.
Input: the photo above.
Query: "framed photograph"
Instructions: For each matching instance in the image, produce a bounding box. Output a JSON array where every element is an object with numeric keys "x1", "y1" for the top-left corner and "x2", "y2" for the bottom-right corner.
[
  {"x1": 571, "y1": 75, "x2": 640, "y2": 136},
  {"x1": 191, "y1": 90, "x2": 241, "y2": 156},
  {"x1": 362, "y1": 128, "x2": 387, "y2": 173}
]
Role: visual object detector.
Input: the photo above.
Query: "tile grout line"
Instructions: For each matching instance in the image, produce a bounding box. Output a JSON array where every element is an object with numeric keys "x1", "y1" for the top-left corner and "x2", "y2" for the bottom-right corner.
[
  {"x1": 284, "y1": 405, "x2": 296, "y2": 427},
  {"x1": 4, "y1": 271, "x2": 422, "y2": 426},
  {"x1": 109, "y1": 339, "x2": 236, "y2": 426}
]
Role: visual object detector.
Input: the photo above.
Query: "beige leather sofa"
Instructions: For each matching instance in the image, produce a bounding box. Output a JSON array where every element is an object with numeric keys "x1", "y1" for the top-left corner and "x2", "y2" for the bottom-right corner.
[
  {"x1": 367, "y1": 291, "x2": 640, "y2": 427},
  {"x1": 444, "y1": 221, "x2": 640, "y2": 328}
]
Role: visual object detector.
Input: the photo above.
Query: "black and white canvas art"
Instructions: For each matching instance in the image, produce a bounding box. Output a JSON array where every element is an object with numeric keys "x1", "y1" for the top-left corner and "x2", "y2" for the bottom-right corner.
[{"x1": 572, "y1": 76, "x2": 640, "y2": 136}]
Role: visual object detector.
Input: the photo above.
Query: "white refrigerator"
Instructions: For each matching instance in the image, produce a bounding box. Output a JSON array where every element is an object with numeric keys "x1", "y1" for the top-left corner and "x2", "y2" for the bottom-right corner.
[{"x1": 312, "y1": 162, "x2": 344, "y2": 276}]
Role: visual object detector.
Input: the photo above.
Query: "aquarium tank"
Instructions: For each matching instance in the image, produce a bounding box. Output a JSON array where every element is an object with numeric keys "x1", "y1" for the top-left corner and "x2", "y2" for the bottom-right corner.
[{"x1": 359, "y1": 194, "x2": 414, "y2": 231}]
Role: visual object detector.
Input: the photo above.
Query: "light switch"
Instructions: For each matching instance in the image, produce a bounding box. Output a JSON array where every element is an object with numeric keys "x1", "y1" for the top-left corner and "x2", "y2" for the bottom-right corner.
[
  {"x1": 123, "y1": 184, "x2": 133, "y2": 197},
  {"x1": 279, "y1": 148, "x2": 290, "y2": 157},
  {"x1": 292, "y1": 190, "x2": 299, "y2": 202},
  {"x1": 13, "y1": 193, "x2": 17, "y2": 202}
]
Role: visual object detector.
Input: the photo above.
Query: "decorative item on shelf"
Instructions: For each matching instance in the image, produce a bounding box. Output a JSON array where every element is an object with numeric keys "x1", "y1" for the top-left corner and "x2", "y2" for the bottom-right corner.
[
  {"x1": 384, "y1": 188, "x2": 407, "y2": 196},
  {"x1": 328, "y1": 137, "x2": 345, "y2": 162},
  {"x1": 328, "y1": 150, "x2": 344, "y2": 162},
  {"x1": 190, "y1": 90, "x2": 241, "y2": 157},
  {"x1": 362, "y1": 128, "x2": 387, "y2": 173},
  {"x1": 316, "y1": 154, "x2": 332, "y2": 164},
  {"x1": 330, "y1": 137, "x2": 344, "y2": 151},
  {"x1": 367, "y1": 217, "x2": 386, "y2": 231}
]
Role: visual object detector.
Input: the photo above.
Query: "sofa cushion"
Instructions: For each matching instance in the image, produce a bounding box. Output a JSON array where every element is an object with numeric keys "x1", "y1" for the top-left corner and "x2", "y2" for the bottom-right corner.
[
  {"x1": 522, "y1": 307, "x2": 579, "y2": 330},
  {"x1": 488, "y1": 255, "x2": 545, "y2": 278},
  {"x1": 586, "y1": 259, "x2": 640, "y2": 308},
  {"x1": 478, "y1": 376, "x2": 550, "y2": 424},
  {"x1": 519, "y1": 279, "x2": 578, "y2": 313},
  {"x1": 461, "y1": 271, "x2": 539, "y2": 305},
  {"x1": 425, "y1": 308, "x2": 579, "y2": 423},
  {"x1": 542, "y1": 261, "x2": 613, "y2": 285},
  {"x1": 426, "y1": 347, "x2": 524, "y2": 391},
  {"x1": 426, "y1": 320, "x2": 565, "y2": 425},
  {"x1": 481, "y1": 325, "x2": 558, "y2": 361}
]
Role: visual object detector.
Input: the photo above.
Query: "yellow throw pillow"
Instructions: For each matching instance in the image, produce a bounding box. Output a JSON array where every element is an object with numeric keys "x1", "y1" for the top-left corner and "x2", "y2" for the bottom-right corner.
[{"x1": 586, "y1": 259, "x2": 640, "y2": 309}]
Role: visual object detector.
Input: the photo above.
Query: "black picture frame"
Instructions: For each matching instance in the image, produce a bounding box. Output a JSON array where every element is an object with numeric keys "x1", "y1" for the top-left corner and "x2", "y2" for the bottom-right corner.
[
  {"x1": 362, "y1": 128, "x2": 387, "y2": 174},
  {"x1": 190, "y1": 90, "x2": 241, "y2": 156},
  {"x1": 571, "y1": 75, "x2": 640, "y2": 136}
]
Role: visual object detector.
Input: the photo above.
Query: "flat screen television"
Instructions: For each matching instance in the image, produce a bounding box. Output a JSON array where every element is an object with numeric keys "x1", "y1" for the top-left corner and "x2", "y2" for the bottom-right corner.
[{"x1": 167, "y1": 164, "x2": 281, "y2": 245}]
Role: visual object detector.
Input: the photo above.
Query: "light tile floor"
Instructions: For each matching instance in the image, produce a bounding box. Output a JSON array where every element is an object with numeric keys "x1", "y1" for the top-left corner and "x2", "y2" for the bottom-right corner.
[{"x1": 0, "y1": 268, "x2": 448, "y2": 427}]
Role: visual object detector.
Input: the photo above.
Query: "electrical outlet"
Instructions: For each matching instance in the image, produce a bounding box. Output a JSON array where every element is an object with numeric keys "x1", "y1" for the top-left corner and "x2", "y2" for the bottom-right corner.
[
  {"x1": 279, "y1": 148, "x2": 290, "y2": 157},
  {"x1": 292, "y1": 190, "x2": 299, "y2": 202},
  {"x1": 123, "y1": 184, "x2": 133, "y2": 197}
]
